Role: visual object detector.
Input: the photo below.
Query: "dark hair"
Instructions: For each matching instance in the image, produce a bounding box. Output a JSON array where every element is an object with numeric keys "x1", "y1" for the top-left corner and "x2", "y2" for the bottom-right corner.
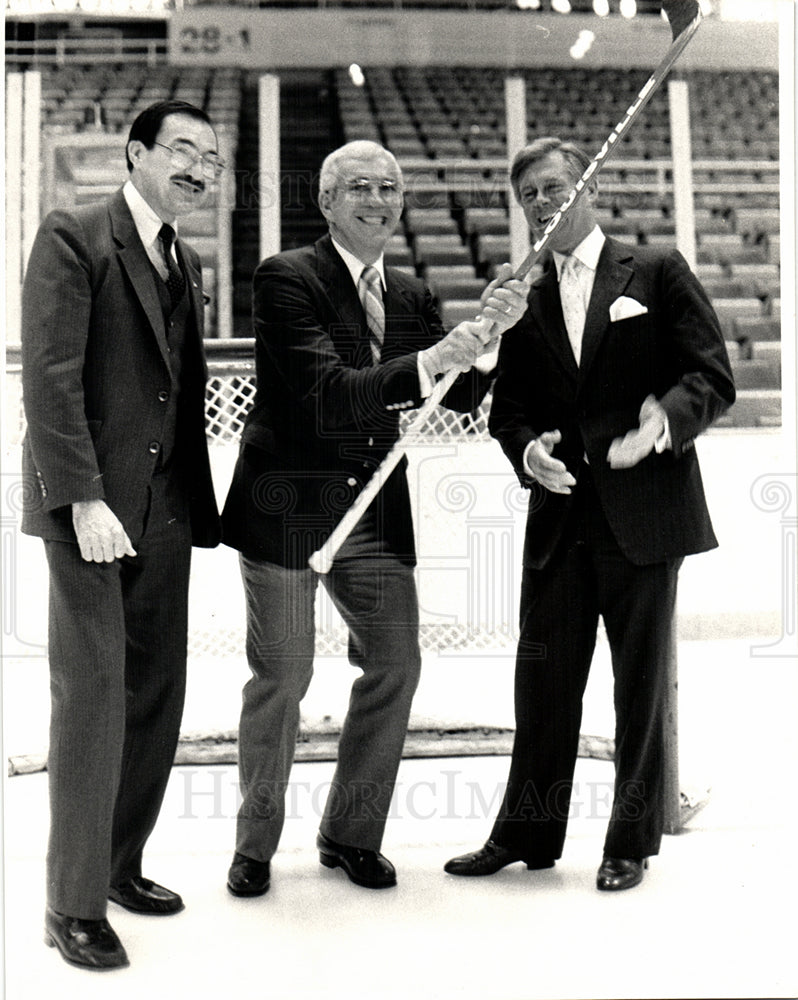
[
  {"x1": 509, "y1": 137, "x2": 593, "y2": 200},
  {"x1": 126, "y1": 100, "x2": 212, "y2": 172}
]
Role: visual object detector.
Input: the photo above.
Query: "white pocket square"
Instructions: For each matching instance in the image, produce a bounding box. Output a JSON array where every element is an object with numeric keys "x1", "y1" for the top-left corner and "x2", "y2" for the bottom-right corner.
[{"x1": 609, "y1": 296, "x2": 648, "y2": 322}]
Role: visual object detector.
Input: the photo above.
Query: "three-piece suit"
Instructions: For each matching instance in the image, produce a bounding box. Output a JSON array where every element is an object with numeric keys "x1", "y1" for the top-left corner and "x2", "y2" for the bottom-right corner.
[{"x1": 21, "y1": 188, "x2": 219, "y2": 919}]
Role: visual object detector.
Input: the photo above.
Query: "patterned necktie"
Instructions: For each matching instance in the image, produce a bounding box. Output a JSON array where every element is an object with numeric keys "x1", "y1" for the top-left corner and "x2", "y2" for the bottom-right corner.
[
  {"x1": 158, "y1": 223, "x2": 186, "y2": 307},
  {"x1": 559, "y1": 255, "x2": 587, "y2": 365},
  {"x1": 358, "y1": 265, "x2": 385, "y2": 365}
]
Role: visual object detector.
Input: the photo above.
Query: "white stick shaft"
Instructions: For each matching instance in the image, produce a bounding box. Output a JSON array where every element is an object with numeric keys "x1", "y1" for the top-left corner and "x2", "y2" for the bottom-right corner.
[
  {"x1": 308, "y1": 7, "x2": 703, "y2": 574},
  {"x1": 308, "y1": 368, "x2": 459, "y2": 574}
]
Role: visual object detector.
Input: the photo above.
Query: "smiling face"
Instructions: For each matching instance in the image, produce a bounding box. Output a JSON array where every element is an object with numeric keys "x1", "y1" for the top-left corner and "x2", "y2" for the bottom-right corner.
[
  {"x1": 515, "y1": 150, "x2": 598, "y2": 255},
  {"x1": 319, "y1": 147, "x2": 404, "y2": 264},
  {"x1": 127, "y1": 112, "x2": 218, "y2": 222}
]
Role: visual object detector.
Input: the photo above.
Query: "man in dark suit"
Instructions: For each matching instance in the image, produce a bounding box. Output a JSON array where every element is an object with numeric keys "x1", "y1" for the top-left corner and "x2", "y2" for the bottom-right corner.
[
  {"x1": 21, "y1": 101, "x2": 221, "y2": 969},
  {"x1": 222, "y1": 140, "x2": 530, "y2": 895},
  {"x1": 445, "y1": 137, "x2": 735, "y2": 890}
]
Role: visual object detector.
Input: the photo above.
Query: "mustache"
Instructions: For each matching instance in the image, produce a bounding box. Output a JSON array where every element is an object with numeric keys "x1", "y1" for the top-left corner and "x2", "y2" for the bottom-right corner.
[{"x1": 172, "y1": 175, "x2": 205, "y2": 193}]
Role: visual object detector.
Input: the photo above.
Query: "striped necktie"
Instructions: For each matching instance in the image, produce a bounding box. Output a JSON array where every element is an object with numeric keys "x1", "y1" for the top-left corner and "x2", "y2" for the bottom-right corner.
[
  {"x1": 158, "y1": 223, "x2": 186, "y2": 307},
  {"x1": 359, "y1": 265, "x2": 385, "y2": 365}
]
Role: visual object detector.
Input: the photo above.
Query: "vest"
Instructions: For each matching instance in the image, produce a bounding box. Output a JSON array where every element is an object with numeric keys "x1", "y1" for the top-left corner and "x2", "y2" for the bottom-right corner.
[{"x1": 149, "y1": 255, "x2": 193, "y2": 467}]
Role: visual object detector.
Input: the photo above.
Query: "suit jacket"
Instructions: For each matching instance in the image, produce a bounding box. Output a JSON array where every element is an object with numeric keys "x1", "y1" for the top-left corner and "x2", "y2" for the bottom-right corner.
[
  {"x1": 489, "y1": 237, "x2": 735, "y2": 568},
  {"x1": 222, "y1": 233, "x2": 493, "y2": 567},
  {"x1": 20, "y1": 188, "x2": 220, "y2": 547}
]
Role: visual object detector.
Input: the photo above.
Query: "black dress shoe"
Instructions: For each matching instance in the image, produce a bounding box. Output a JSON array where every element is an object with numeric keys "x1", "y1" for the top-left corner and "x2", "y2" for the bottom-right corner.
[
  {"x1": 44, "y1": 906, "x2": 129, "y2": 971},
  {"x1": 596, "y1": 856, "x2": 648, "y2": 891},
  {"x1": 444, "y1": 840, "x2": 555, "y2": 876},
  {"x1": 108, "y1": 876, "x2": 184, "y2": 915},
  {"x1": 227, "y1": 852, "x2": 271, "y2": 897},
  {"x1": 316, "y1": 832, "x2": 396, "y2": 889}
]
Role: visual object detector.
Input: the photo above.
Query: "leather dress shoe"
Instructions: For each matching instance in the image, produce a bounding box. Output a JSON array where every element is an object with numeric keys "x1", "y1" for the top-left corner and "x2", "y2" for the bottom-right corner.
[
  {"x1": 44, "y1": 906, "x2": 129, "y2": 971},
  {"x1": 444, "y1": 840, "x2": 555, "y2": 876},
  {"x1": 596, "y1": 856, "x2": 649, "y2": 891},
  {"x1": 316, "y1": 832, "x2": 396, "y2": 889},
  {"x1": 108, "y1": 876, "x2": 184, "y2": 915},
  {"x1": 227, "y1": 852, "x2": 271, "y2": 897}
]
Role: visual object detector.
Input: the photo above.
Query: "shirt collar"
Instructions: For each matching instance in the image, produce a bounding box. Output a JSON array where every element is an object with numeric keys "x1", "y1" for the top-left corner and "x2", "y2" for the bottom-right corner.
[
  {"x1": 553, "y1": 224, "x2": 605, "y2": 280},
  {"x1": 123, "y1": 180, "x2": 178, "y2": 249},
  {"x1": 331, "y1": 236, "x2": 386, "y2": 290}
]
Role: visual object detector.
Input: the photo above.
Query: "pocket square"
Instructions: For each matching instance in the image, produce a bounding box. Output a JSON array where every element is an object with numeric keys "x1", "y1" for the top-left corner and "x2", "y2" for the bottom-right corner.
[{"x1": 609, "y1": 296, "x2": 648, "y2": 322}]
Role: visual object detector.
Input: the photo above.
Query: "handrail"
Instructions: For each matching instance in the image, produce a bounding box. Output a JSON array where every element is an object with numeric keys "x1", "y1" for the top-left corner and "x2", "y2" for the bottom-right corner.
[{"x1": 5, "y1": 36, "x2": 168, "y2": 65}]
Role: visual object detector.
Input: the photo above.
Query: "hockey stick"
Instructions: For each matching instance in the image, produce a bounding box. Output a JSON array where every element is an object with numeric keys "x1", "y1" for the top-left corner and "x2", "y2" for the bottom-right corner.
[{"x1": 309, "y1": 0, "x2": 702, "y2": 574}]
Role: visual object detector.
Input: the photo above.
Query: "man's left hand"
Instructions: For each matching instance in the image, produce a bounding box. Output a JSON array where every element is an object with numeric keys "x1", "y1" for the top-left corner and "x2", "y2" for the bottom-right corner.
[{"x1": 607, "y1": 395, "x2": 668, "y2": 469}]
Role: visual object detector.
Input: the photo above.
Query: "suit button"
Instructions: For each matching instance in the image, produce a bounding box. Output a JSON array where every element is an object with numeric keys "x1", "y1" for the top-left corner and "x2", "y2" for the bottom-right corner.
[
  {"x1": 346, "y1": 477, "x2": 357, "y2": 487},
  {"x1": 158, "y1": 390, "x2": 169, "y2": 402},
  {"x1": 148, "y1": 442, "x2": 160, "y2": 455},
  {"x1": 368, "y1": 437, "x2": 374, "y2": 446}
]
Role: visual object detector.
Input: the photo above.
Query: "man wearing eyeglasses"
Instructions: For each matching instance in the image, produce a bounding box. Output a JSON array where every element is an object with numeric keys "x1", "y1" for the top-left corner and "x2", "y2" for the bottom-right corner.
[
  {"x1": 20, "y1": 101, "x2": 221, "y2": 970},
  {"x1": 221, "y1": 140, "x2": 530, "y2": 896}
]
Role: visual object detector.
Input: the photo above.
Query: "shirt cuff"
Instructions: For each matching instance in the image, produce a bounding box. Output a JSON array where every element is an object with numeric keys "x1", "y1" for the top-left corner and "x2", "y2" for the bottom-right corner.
[
  {"x1": 417, "y1": 352, "x2": 436, "y2": 398},
  {"x1": 474, "y1": 346, "x2": 499, "y2": 374},
  {"x1": 655, "y1": 415, "x2": 672, "y2": 453},
  {"x1": 522, "y1": 438, "x2": 537, "y2": 479}
]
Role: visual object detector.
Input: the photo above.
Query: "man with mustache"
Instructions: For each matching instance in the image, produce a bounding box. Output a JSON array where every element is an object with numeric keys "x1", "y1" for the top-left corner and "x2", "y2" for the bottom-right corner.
[
  {"x1": 445, "y1": 137, "x2": 735, "y2": 891},
  {"x1": 20, "y1": 101, "x2": 221, "y2": 969},
  {"x1": 221, "y1": 140, "x2": 531, "y2": 895}
]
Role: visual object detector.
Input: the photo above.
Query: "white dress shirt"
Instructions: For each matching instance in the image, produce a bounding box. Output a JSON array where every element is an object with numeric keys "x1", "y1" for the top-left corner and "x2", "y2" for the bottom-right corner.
[{"x1": 123, "y1": 180, "x2": 178, "y2": 281}]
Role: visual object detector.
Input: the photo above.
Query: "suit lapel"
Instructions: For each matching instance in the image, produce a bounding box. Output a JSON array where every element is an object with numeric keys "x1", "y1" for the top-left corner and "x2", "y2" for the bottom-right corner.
[
  {"x1": 578, "y1": 238, "x2": 634, "y2": 386},
  {"x1": 316, "y1": 235, "x2": 378, "y2": 368},
  {"x1": 383, "y1": 272, "x2": 416, "y2": 355},
  {"x1": 109, "y1": 189, "x2": 171, "y2": 370}
]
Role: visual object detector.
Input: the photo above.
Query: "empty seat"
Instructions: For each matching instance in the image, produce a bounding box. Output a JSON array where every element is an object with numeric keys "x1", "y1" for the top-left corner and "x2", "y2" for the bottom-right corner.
[
  {"x1": 404, "y1": 208, "x2": 458, "y2": 237},
  {"x1": 730, "y1": 358, "x2": 781, "y2": 390},
  {"x1": 702, "y1": 278, "x2": 758, "y2": 299},
  {"x1": 413, "y1": 234, "x2": 472, "y2": 268},
  {"x1": 732, "y1": 316, "x2": 781, "y2": 343},
  {"x1": 424, "y1": 265, "x2": 485, "y2": 303},
  {"x1": 711, "y1": 297, "x2": 765, "y2": 338},
  {"x1": 733, "y1": 207, "x2": 781, "y2": 238},
  {"x1": 462, "y1": 207, "x2": 508, "y2": 236},
  {"x1": 475, "y1": 233, "x2": 511, "y2": 268}
]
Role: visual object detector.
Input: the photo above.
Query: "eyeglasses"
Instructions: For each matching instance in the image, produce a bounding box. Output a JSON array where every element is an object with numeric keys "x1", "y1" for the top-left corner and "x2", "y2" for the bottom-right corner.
[
  {"x1": 341, "y1": 178, "x2": 403, "y2": 200},
  {"x1": 154, "y1": 141, "x2": 226, "y2": 181}
]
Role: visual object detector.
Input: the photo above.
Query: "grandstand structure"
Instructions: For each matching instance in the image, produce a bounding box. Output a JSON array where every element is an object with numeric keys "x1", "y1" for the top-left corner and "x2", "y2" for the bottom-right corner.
[{"x1": 5, "y1": 3, "x2": 783, "y2": 440}]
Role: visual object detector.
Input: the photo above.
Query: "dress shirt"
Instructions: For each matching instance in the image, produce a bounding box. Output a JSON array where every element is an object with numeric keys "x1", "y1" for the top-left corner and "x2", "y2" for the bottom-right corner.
[
  {"x1": 123, "y1": 180, "x2": 179, "y2": 281},
  {"x1": 331, "y1": 237, "x2": 439, "y2": 399}
]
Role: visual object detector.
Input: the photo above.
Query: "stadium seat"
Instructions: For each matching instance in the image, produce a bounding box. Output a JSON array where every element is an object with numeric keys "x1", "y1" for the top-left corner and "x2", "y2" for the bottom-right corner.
[{"x1": 413, "y1": 234, "x2": 472, "y2": 268}]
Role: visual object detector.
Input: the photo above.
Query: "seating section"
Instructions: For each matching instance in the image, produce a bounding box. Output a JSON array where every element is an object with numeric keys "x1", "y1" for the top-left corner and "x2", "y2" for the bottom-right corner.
[
  {"x1": 334, "y1": 66, "x2": 781, "y2": 427},
  {"x1": 32, "y1": 62, "x2": 782, "y2": 426}
]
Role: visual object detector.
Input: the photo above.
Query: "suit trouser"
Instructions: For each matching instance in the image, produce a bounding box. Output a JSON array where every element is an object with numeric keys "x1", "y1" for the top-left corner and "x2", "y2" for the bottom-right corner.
[
  {"x1": 43, "y1": 469, "x2": 192, "y2": 920},
  {"x1": 491, "y1": 465, "x2": 681, "y2": 862},
  {"x1": 235, "y1": 512, "x2": 422, "y2": 861}
]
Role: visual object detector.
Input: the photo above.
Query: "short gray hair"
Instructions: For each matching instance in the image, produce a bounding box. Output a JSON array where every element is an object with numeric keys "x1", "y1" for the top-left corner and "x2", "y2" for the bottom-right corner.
[{"x1": 319, "y1": 140, "x2": 402, "y2": 196}]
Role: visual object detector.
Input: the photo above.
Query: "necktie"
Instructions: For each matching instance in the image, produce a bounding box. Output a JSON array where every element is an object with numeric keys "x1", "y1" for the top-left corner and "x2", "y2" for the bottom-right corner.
[
  {"x1": 358, "y1": 265, "x2": 385, "y2": 365},
  {"x1": 158, "y1": 223, "x2": 186, "y2": 307},
  {"x1": 559, "y1": 255, "x2": 587, "y2": 365}
]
